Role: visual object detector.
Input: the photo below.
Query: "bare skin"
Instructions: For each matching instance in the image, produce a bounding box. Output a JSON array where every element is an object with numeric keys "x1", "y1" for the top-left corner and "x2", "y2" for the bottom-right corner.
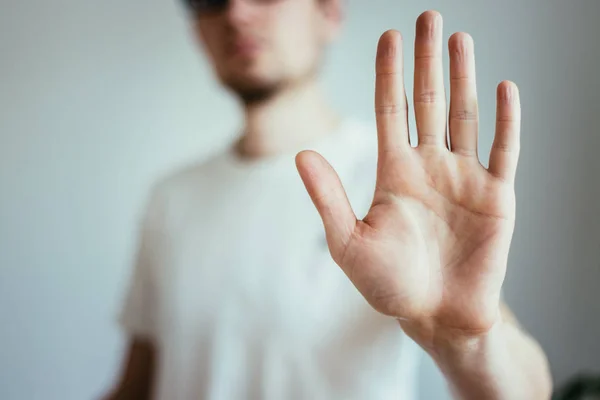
[
  {"x1": 106, "y1": 3, "x2": 551, "y2": 399},
  {"x1": 104, "y1": 339, "x2": 154, "y2": 400},
  {"x1": 296, "y1": 12, "x2": 552, "y2": 399}
]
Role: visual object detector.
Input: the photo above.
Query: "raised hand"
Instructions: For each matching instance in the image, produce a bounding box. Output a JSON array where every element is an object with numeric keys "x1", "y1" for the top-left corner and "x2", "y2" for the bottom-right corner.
[{"x1": 295, "y1": 10, "x2": 521, "y2": 350}]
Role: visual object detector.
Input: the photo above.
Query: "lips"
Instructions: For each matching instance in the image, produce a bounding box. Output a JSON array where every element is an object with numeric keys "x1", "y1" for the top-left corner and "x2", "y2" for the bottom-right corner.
[{"x1": 227, "y1": 37, "x2": 262, "y2": 58}]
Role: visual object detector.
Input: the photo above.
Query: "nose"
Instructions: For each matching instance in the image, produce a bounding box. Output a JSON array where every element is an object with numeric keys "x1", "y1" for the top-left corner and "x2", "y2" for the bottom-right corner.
[{"x1": 225, "y1": 0, "x2": 257, "y2": 26}]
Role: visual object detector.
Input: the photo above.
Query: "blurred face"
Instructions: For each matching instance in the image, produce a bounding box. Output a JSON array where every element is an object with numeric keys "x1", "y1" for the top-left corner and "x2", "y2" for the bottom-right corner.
[{"x1": 188, "y1": 0, "x2": 342, "y2": 103}]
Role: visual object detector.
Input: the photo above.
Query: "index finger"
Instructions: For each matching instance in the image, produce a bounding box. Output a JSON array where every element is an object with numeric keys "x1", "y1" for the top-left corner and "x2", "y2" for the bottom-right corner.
[{"x1": 375, "y1": 29, "x2": 410, "y2": 155}]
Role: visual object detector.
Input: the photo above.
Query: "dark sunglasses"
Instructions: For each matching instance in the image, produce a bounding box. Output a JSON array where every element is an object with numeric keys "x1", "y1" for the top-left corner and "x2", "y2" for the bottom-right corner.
[
  {"x1": 182, "y1": 0, "x2": 279, "y2": 15},
  {"x1": 183, "y1": 0, "x2": 228, "y2": 14}
]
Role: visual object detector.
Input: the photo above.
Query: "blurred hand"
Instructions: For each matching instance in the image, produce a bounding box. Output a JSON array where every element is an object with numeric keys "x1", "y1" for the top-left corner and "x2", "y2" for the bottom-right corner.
[{"x1": 296, "y1": 10, "x2": 521, "y2": 351}]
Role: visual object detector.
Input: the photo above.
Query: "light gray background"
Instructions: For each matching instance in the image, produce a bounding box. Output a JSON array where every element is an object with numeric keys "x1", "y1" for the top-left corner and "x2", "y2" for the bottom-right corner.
[{"x1": 1, "y1": 0, "x2": 599, "y2": 399}]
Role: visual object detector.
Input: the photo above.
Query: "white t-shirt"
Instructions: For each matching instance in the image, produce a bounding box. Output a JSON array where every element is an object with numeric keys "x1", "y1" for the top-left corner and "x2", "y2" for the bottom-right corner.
[{"x1": 119, "y1": 118, "x2": 421, "y2": 400}]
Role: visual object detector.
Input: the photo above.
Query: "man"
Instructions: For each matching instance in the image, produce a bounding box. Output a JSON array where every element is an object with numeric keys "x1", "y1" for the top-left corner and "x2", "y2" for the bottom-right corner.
[{"x1": 106, "y1": 0, "x2": 552, "y2": 399}]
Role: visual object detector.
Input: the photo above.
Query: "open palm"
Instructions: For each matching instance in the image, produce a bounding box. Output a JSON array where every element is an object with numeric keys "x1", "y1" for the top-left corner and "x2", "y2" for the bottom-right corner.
[{"x1": 296, "y1": 11, "x2": 521, "y2": 344}]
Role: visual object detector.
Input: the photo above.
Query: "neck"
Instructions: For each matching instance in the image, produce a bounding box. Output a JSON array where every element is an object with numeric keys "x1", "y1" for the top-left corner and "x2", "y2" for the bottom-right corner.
[{"x1": 235, "y1": 78, "x2": 341, "y2": 159}]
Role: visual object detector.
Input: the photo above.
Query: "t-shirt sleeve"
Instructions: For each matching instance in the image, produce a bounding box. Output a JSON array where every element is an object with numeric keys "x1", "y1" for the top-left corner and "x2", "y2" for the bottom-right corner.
[{"x1": 118, "y1": 185, "x2": 166, "y2": 341}]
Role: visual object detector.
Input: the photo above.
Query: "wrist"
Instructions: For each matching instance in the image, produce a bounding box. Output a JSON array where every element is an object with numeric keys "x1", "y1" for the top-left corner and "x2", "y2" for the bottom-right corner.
[
  {"x1": 429, "y1": 320, "x2": 507, "y2": 368},
  {"x1": 397, "y1": 312, "x2": 551, "y2": 399},
  {"x1": 421, "y1": 321, "x2": 521, "y2": 400},
  {"x1": 397, "y1": 313, "x2": 507, "y2": 367},
  {"x1": 396, "y1": 299, "x2": 507, "y2": 356}
]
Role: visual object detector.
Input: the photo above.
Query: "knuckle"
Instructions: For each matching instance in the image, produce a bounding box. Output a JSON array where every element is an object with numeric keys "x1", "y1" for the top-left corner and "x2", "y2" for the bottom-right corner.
[
  {"x1": 375, "y1": 104, "x2": 406, "y2": 115},
  {"x1": 415, "y1": 90, "x2": 442, "y2": 104},
  {"x1": 450, "y1": 109, "x2": 478, "y2": 121}
]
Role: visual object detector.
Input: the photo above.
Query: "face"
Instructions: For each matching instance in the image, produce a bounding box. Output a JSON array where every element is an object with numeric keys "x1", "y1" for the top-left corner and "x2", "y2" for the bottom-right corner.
[{"x1": 189, "y1": 0, "x2": 342, "y2": 103}]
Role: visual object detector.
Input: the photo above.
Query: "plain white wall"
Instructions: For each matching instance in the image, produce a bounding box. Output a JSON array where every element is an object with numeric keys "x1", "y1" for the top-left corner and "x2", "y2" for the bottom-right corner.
[{"x1": 1, "y1": 1, "x2": 599, "y2": 399}]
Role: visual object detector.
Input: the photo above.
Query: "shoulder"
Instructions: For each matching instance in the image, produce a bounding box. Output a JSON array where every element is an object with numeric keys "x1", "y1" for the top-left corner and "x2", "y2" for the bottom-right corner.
[
  {"x1": 334, "y1": 117, "x2": 379, "y2": 217},
  {"x1": 340, "y1": 117, "x2": 378, "y2": 168},
  {"x1": 155, "y1": 148, "x2": 231, "y2": 196},
  {"x1": 340, "y1": 117, "x2": 378, "y2": 172},
  {"x1": 339, "y1": 117, "x2": 378, "y2": 148},
  {"x1": 140, "y1": 150, "x2": 230, "y2": 227}
]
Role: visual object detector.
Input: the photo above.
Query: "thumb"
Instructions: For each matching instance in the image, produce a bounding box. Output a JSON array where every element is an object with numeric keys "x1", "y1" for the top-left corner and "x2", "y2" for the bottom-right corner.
[{"x1": 295, "y1": 150, "x2": 356, "y2": 262}]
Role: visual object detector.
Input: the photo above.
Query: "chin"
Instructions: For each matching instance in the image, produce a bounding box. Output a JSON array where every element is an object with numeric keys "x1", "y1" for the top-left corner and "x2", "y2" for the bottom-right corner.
[{"x1": 221, "y1": 73, "x2": 283, "y2": 104}]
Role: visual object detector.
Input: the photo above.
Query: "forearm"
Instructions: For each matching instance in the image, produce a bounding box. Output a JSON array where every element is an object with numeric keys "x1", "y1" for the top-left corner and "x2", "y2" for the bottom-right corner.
[{"x1": 429, "y1": 320, "x2": 552, "y2": 400}]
